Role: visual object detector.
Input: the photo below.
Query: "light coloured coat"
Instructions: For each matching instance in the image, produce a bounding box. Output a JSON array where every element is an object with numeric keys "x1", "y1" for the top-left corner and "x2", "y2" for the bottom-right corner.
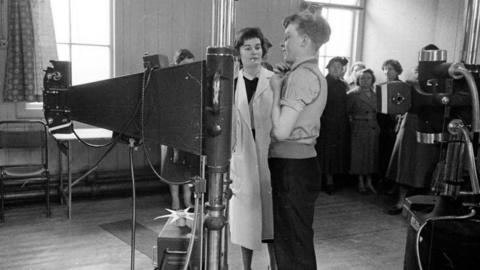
[{"x1": 229, "y1": 67, "x2": 274, "y2": 250}]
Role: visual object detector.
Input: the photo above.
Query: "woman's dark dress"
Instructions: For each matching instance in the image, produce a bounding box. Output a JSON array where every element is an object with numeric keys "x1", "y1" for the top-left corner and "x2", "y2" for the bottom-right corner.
[{"x1": 315, "y1": 74, "x2": 350, "y2": 174}]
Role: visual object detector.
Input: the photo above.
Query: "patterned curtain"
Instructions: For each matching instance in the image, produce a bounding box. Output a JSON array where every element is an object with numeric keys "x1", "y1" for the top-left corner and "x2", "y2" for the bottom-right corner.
[{"x1": 3, "y1": 0, "x2": 56, "y2": 102}]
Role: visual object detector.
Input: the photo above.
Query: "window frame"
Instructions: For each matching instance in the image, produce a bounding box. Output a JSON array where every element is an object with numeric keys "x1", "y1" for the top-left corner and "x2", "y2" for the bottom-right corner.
[
  {"x1": 305, "y1": 0, "x2": 366, "y2": 73},
  {"x1": 20, "y1": 0, "x2": 114, "y2": 118},
  {"x1": 54, "y1": 0, "x2": 114, "y2": 85}
]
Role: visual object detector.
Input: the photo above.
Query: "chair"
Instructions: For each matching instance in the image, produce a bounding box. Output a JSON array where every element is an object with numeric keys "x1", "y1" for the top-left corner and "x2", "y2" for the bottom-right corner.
[{"x1": 0, "y1": 120, "x2": 50, "y2": 222}]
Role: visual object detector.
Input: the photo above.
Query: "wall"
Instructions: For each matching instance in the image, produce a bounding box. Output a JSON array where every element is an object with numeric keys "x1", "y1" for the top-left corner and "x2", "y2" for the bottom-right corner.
[
  {"x1": 235, "y1": 0, "x2": 301, "y2": 66},
  {"x1": 114, "y1": 0, "x2": 300, "y2": 75},
  {"x1": 114, "y1": 0, "x2": 213, "y2": 75},
  {"x1": 434, "y1": 0, "x2": 465, "y2": 62},
  {"x1": 114, "y1": 0, "x2": 470, "y2": 85},
  {"x1": 363, "y1": 0, "x2": 437, "y2": 82},
  {"x1": 362, "y1": 0, "x2": 465, "y2": 83}
]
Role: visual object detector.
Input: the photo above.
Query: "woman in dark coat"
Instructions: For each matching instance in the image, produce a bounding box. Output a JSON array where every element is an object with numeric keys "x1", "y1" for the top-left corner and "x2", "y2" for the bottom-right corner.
[
  {"x1": 386, "y1": 65, "x2": 441, "y2": 214},
  {"x1": 377, "y1": 59, "x2": 403, "y2": 191},
  {"x1": 316, "y1": 57, "x2": 350, "y2": 194}
]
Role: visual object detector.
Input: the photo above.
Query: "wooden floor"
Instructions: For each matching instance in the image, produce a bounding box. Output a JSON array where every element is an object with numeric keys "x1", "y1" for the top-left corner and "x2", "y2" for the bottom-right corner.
[{"x1": 0, "y1": 186, "x2": 408, "y2": 270}]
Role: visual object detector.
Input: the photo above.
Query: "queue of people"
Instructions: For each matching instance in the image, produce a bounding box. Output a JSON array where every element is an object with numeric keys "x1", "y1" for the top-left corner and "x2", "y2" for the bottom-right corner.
[
  {"x1": 319, "y1": 58, "x2": 436, "y2": 217},
  {"x1": 165, "y1": 9, "x2": 430, "y2": 270}
]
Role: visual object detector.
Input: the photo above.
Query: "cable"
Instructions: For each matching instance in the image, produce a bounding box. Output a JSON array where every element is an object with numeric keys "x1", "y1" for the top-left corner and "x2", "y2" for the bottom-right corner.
[
  {"x1": 50, "y1": 103, "x2": 142, "y2": 189},
  {"x1": 182, "y1": 156, "x2": 207, "y2": 270},
  {"x1": 415, "y1": 209, "x2": 477, "y2": 270},
  {"x1": 139, "y1": 65, "x2": 193, "y2": 186},
  {"x1": 137, "y1": 64, "x2": 203, "y2": 268},
  {"x1": 47, "y1": 64, "x2": 155, "y2": 190},
  {"x1": 139, "y1": 65, "x2": 207, "y2": 268},
  {"x1": 182, "y1": 185, "x2": 200, "y2": 270},
  {"x1": 72, "y1": 129, "x2": 114, "y2": 148},
  {"x1": 48, "y1": 81, "x2": 145, "y2": 180},
  {"x1": 69, "y1": 139, "x2": 118, "y2": 187},
  {"x1": 199, "y1": 156, "x2": 206, "y2": 270},
  {"x1": 129, "y1": 140, "x2": 137, "y2": 270}
]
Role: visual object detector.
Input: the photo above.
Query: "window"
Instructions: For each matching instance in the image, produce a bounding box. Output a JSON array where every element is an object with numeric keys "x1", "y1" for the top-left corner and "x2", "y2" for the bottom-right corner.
[
  {"x1": 305, "y1": 0, "x2": 365, "y2": 74},
  {"x1": 19, "y1": 0, "x2": 113, "y2": 117},
  {"x1": 50, "y1": 0, "x2": 113, "y2": 85}
]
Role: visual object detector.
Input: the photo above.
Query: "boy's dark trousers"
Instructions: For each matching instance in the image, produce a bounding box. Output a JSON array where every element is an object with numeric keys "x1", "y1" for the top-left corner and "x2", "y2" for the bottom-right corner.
[{"x1": 269, "y1": 157, "x2": 321, "y2": 270}]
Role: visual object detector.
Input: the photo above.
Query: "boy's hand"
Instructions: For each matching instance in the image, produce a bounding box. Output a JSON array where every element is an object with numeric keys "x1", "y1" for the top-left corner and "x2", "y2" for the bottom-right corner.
[
  {"x1": 273, "y1": 63, "x2": 291, "y2": 75},
  {"x1": 270, "y1": 73, "x2": 284, "y2": 92}
]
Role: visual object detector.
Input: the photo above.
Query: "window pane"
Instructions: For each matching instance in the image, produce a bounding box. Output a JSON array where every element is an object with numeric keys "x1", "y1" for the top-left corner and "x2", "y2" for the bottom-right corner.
[
  {"x1": 57, "y1": 44, "x2": 70, "y2": 61},
  {"x1": 323, "y1": 8, "x2": 354, "y2": 57},
  {"x1": 50, "y1": 0, "x2": 70, "y2": 43},
  {"x1": 318, "y1": 56, "x2": 329, "y2": 75},
  {"x1": 309, "y1": 0, "x2": 360, "y2": 6},
  {"x1": 71, "y1": 0, "x2": 110, "y2": 45},
  {"x1": 71, "y1": 45, "x2": 110, "y2": 85}
]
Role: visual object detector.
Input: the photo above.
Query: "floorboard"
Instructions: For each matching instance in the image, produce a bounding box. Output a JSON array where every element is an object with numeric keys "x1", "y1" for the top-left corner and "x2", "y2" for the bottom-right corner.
[{"x1": 0, "y1": 186, "x2": 407, "y2": 270}]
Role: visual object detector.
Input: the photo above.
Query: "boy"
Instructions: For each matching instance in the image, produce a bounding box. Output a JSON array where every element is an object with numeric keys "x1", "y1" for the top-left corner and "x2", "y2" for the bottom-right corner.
[{"x1": 269, "y1": 10, "x2": 331, "y2": 270}]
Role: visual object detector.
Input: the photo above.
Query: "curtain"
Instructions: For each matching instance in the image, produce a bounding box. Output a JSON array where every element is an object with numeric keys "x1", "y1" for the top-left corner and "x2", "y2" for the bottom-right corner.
[{"x1": 3, "y1": 0, "x2": 57, "y2": 102}]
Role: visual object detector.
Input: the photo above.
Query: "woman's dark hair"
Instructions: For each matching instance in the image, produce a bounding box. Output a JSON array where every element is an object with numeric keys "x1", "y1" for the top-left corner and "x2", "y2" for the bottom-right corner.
[
  {"x1": 234, "y1": 27, "x2": 269, "y2": 57},
  {"x1": 382, "y1": 59, "x2": 403, "y2": 75},
  {"x1": 356, "y1": 68, "x2": 376, "y2": 86},
  {"x1": 173, "y1": 49, "x2": 194, "y2": 65}
]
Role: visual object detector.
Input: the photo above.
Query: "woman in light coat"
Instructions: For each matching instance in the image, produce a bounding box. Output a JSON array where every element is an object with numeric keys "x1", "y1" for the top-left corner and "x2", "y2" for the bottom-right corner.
[{"x1": 229, "y1": 27, "x2": 276, "y2": 270}]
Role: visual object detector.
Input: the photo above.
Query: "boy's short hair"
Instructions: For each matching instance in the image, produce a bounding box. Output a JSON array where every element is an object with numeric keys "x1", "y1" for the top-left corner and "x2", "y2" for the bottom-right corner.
[{"x1": 282, "y1": 10, "x2": 331, "y2": 51}]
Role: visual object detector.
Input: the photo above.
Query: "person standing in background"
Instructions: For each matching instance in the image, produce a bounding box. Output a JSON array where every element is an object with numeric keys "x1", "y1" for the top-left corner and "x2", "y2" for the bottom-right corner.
[
  {"x1": 386, "y1": 61, "x2": 441, "y2": 215},
  {"x1": 347, "y1": 69, "x2": 379, "y2": 195},
  {"x1": 346, "y1": 61, "x2": 366, "y2": 89},
  {"x1": 229, "y1": 27, "x2": 276, "y2": 270},
  {"x1": 316, "y1": 56, "x2": 350, "y2": 195},
  {"x1": 377, "y1": 59, "x2": 404, "y2": 193},
  {"x1": 269, "y1": 10, "x2": 330, "y2": 270},
  {"x1": 163, "y1": 49, "x2": 196, "y2": 211}
]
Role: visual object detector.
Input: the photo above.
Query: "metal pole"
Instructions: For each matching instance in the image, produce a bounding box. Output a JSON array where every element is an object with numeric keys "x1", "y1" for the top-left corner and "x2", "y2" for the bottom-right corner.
[
  {"x1": 205, "y1": 0, "x2": 235, "y2": 269},
  {"x1": 462, "y1": 0, "x2": 480, "y2": 65},
  {"x1": 211, "y1": 0, "x2": 235, "y2": 47}
]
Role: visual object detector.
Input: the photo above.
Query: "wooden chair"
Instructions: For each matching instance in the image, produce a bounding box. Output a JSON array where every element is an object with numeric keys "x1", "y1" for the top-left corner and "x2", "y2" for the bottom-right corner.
[{"x1": 0, "y1": 120, "x2": 51, "y2": 222}]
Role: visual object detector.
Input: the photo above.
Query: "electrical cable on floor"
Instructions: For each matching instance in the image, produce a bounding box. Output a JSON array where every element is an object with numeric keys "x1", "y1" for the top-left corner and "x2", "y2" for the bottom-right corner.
[{"x1": 128, "y1": 140, "x2": 137, "y2": 270}]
